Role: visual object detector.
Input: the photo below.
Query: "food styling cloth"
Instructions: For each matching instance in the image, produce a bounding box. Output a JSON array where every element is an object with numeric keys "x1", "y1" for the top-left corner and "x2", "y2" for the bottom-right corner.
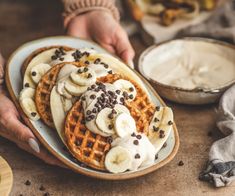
[
  {"x1": 199, "y1": 84, "x2": 235, "y2": 187},
  {"x1": 178, "y1": 1, "x2": 235, "y2": 43}
]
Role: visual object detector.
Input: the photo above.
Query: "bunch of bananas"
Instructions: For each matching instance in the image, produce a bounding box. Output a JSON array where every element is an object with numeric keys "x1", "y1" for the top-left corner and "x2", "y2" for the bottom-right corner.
[{"x1": 128, "y1": 0, "x2": 219, "y2": 26}]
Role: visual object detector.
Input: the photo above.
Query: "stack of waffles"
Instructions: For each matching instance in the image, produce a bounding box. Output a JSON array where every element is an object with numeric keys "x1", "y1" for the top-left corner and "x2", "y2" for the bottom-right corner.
[{"x1": 18, "y1": 46, "x2": 174, "y2": 173}]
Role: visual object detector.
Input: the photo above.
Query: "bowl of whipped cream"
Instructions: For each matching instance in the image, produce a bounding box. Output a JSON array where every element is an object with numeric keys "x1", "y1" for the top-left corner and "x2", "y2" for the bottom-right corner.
[{"x1": 138, "y1": 38, "x2": 235, "y2": 104}]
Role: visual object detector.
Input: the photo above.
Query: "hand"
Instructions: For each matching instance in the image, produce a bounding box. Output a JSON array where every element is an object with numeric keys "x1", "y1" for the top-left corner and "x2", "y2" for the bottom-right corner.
[
  {"x1": 0, "y1": 57, "x2": 64, "y2": 167},
  {"x1": 67, "y1": 10, "x2": 135, "y2": 68}
]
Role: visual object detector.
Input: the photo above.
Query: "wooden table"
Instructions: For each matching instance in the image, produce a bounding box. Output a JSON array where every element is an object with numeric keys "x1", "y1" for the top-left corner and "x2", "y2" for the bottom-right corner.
[{"x1": 0, "y1": 0, "x2": 234, "y2": 195}]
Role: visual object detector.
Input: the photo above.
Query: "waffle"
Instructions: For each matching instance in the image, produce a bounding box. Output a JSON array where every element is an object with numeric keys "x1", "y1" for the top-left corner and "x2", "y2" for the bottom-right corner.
[
  {"x1": 35, "y1": 62, "x2": 84, "y2": 128},
  {"x1": 21, "y1": 46, "x2": 75, "y2": 77},
  {"x1": 64, "y1": 73, "x2": 155, "y2": 170}
]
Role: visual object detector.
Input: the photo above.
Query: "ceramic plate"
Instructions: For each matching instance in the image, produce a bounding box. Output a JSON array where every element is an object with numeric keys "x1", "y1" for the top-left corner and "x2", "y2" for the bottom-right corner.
[{"x1": 6, "y1": 36, "x2": 179, "y2": 180}]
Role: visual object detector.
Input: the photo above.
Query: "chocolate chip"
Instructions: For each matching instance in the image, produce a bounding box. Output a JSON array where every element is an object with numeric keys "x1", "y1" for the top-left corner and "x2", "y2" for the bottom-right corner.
[
  {"x1": 129, "y1": 87, "x2": 134, "y2": 92},
  {"x1": 31, "y1": 112, "x2": 37, "y2": 117},
  {"x1": 120, "y1": 97, "x2": 124, "y2": 103},
  {"x1": 25, "y1": 180, "x2": 31, "y2": 186},
  {"x1": 94, "y1": 58, "x2": 101, "y2": 64},
  {"x1": 87, "y1": 73, "x2": 92, "y2": 78},
  {"x1": 84, "y1": 67, "x2": 89, "y2": 72},
  {"x1": 77, "y1": 69, "x2": 83, "y2": 74},
  {"x1": 86, "y1": 110, "x2": 91, "y2": 115},
  {"x1": 31, "y1": 71, "x2": 37, "y2": 76},
  {"x1": 89, "y1": 115, "x2": 95, "y2": 120},
  {"x1": 178, "y1": 160, "x2": 184, "y2": 166},
  {"x1": 108, "y1": 70, "x2": 113, "y2": 74},
  {"x1": 92, "y1": 108, "x2": 97, "y2": 113},
  {"x1": 168, "y1": 121, "x2": 173, "y2": 125},
  {"x1": 39, "y1": 185, "x2": 45, "y2": 191},
  {"x1": 102, "y1": 63, "x2": 109, "y2": 69},
  {"x1": 108, "y1": 124, "x2": 113, "y2": 130},
  {"x1": 131, "y1": 132, "x2": 136, "y2": 137},
  {"x1": 154, "y1": 118, "x2": 159, "y2": 122},
  {"x1": 87, "y1": 142, "x2": 93, "y2": 148},
  {"x1": 155, "y1": 154, "x2": 158, "y2": 160},
  {"x1": 24, "y1": 83, "x2": 30, "y2": 88},
  {"x1": 84, "y1": 61, "x2": 90, "y2": 65},
  {"x1": 91, "y1": 84, "x2": 96, "y2": 89},
  {"x1": 123, "y1": 91, "x2": 128, "y2": 98},
  {"x1": 107, "y1": 136, "x2": 113, "y2": 144},
  {"x1": 136, "y1": 135, "x2": 142, "y2": 140},
  {"x1": 159, "y1": 130, "x2": 165, "y2": 138},
  {"x1": 135, "y1": 153, "x2": 141, "y2": 159},
  {"x1": 111, "y1": 109, "x2": 117, "y2": 114},
  {"x1": 116, "y1": 90, "x2": 121, "y2": 94},
  {"x1": 51, "y1": 55, "x2": 57, "y2": 60},
  {"x1": 133, "y1": 140, "x2": 139, "y2": 145},
  {"x1": 81, "y1": 96, "x2": 86, "y2": 101},
  {"x1": 90, "y1": 94, "x2": 96, "y2": 99},
  {"x1": 156, "y1": 106, "x2": 160, "y2": 111},
  {"x1": 59, "y1": 57, "x2": 64, "y2": 61},
  {"x1": 163, "y1": 142, "x2": 167, "y2": 148},
  {"x1": 153, "y1": 126, "x2": 159, "y2": 132},
  {"x1": 129, "y1": 94, "x2": 134, "y2": 99}
]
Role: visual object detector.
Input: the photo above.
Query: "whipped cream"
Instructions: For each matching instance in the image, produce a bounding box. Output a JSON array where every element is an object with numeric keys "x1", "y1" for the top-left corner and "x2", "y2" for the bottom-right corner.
[{"x1": 112, "y1": 133, "x2": 156, "y2": 171}]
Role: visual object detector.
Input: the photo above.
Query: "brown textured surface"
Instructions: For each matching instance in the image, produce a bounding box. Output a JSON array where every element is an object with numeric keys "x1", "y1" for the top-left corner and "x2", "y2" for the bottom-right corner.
[{"x1": 0, "y1": 0, "x2": 235, "y2": 195}]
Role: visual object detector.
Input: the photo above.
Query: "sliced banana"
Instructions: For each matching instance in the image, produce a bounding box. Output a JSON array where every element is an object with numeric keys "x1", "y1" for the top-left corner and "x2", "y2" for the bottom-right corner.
[
  {"x1": 88, "y1": 63, "x2": 111, "y2": 78},
  {"x1": 19, "y1": 98, "x2": 40, "y2": 121},
  {"x1": 70, "y1": 67, "x2": 96, "y2": 86},
  {"x1": 57, "y1": 64, "x2": 78, "y2": 81},
  {"x1": 19, "y1": 87, "x2": 35, "y2": 100},
  {"x1": 113, "y1": 79, "x2": 137, "y2": 101},
  {"x1": 105, "y1": 146, "x2": 132, "y2": 174},
  {"x1": 114, "y1": 113, "x2": 136, "y2": 138},
  {"x1": 30, "y1": 63, "x2": 51, "y2": 84},
  {"x1": 95, "y1": 104, "x2": 130, "y2": 135},
  {"x1": 96, "y1": 107, "x2": 116, "y2": 134},
  {"x1": 56, "y1": 80, "x2": 73, "y2": 99},
  {"x1": 64, "y1": 79, "x2": 88, "y2": 96},
  {"x1": 148, "y1": 106, "x2": 174, "y2": 153}
]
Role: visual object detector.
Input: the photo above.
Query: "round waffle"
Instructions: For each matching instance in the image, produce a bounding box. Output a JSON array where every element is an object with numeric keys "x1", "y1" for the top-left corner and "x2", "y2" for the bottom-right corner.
[
  {"x1": 64, "y1": 73, "x2": 155, "y2": 170},
  {"x1": 35, "y1": 62, "x2": 84, "y2": 128}
]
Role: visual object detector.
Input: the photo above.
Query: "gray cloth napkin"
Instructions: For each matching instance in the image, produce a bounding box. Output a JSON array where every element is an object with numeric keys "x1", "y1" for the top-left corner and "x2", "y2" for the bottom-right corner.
[
  {"x1": 199, "y1": 84, "x2": 235, "y2": 187},
  {"x1": 178, "y1": 1, "x2": 235, "y2": 43}
]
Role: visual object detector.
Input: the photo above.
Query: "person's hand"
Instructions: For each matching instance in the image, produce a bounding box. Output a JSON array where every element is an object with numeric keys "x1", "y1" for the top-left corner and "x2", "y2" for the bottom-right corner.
[
  {"x1": 66, "y1": 10, "x2": 135, "y2": 68},
  {"x1": 0, "y1": 56, "x2": 64, "y2": 167}
]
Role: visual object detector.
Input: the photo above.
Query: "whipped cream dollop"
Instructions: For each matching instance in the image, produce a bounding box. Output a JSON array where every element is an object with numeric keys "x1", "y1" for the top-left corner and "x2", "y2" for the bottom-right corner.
[{"x1": 112, "y1": 133, "x2": 156, "y2": 171}]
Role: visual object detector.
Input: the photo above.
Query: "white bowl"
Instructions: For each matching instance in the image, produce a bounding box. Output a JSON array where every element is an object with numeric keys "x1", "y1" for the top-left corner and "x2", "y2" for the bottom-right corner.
[{"x1": 138, "y1": 38, "x2": 235, "y2": 105}]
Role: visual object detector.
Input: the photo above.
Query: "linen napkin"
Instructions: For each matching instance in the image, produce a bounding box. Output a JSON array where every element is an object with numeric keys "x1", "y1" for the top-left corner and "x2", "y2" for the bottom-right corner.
[
  {"x1": 199, "y1": 84, "x2": 235, "y2": 187},
  {"x1": 178, "y1": 1, "x2": 235, "y2": 43}
]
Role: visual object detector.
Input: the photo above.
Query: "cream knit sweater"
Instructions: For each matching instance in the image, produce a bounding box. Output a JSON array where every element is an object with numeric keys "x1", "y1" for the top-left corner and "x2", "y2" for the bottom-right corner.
[{"x1": 62, "y1": 0, "x2": 119, "y2": 27}]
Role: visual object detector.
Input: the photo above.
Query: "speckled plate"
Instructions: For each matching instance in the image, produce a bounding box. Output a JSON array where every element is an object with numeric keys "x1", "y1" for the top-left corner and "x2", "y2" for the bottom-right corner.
[{"x1": 5, "y1": 36, "x2": 179, "y2": 180}]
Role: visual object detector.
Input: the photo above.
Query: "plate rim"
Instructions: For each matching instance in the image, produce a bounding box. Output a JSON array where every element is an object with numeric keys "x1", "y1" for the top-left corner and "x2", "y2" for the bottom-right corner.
[{"x1": 5, "y1": 36, "x2": 180, "y2": 180}]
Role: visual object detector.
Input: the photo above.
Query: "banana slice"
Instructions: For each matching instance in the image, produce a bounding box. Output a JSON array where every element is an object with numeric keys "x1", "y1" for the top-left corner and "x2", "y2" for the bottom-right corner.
[
  {"x1": 148, "y1": 106, "x2": 174, "y2": 153},
  {"x1": 96, "y1": 104, "x2": 130, "y2": 135},
  {"x1": 70, "y1": 67, "x2": 96, "y2": 86},
  {"x1": 105, "y1": 146, "x2": 132, "y2": 173},
  {"x1": 57, "y1": 64, "x2": 78, "y2": 81},
  {"x1": 96, "y1": 107, "x2": 116, "y2": 134},
  {"x1": 88, "y1": 63, "x2": 111, "y2": 78},
  {"x1": 113, "y1": 79, "x2": 137, "y2": 101},
  {"x1": 19, "y1": 88, "x2": 39, "y2": 121},
  {"x1": 114, "y1": 113, "x2": 136, "y2": 138},
  {"x1": 56, "y1": 80, "x2": 73, "y2": 99},
  {"x1": 64, "y1": 79, "x2": 88, "y2": 96},
  {"x1": 19, "y1": 98, "x2": 40, "y2": 121},
  {"x1": 30, "y1": 63, "x2": 51, "y2": 84},
  {"x1": 19, "y1": 87, "x2": 35, "y2": 100}
]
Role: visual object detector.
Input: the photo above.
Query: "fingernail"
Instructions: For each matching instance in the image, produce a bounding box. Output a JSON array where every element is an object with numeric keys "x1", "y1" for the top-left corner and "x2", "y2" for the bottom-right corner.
[
  {"x1": 28, "y1": 138, "x2": 40, "y2": 153},
  {"x1": 127, "y1": 60, "x2": 134, "y2": 69}
]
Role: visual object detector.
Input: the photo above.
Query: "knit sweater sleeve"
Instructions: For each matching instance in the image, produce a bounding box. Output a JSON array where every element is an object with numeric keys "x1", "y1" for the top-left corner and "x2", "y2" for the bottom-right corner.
[{"x1": 62, "y1": 0, "x2": 120, "y2": 27}]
